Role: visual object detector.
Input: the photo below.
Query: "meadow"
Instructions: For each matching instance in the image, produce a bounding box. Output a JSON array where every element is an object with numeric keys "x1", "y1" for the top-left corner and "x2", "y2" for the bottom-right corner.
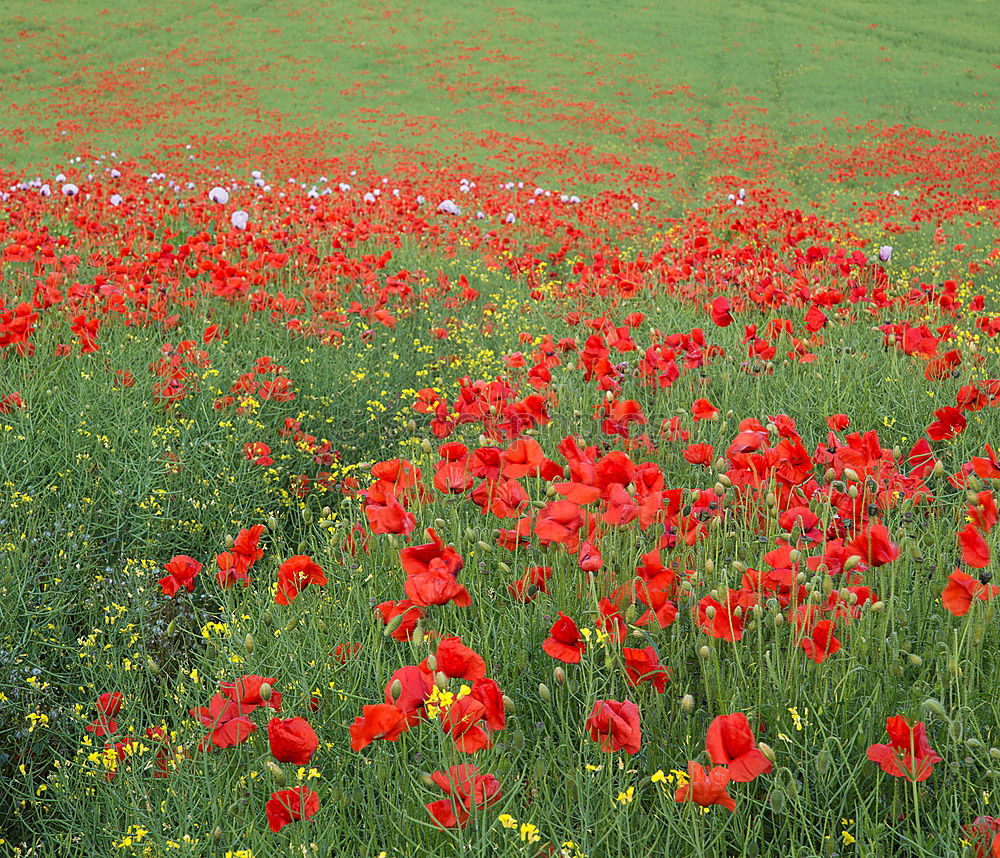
[{"x1": 1, "y1": 0, "x2": 999, "y2": 856}]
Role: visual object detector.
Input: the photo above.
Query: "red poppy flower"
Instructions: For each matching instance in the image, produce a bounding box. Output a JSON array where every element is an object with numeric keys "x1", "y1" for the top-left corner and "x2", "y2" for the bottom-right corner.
[
  {"x1": 622, "y1": 646, "x2": 670, "y2": 692},
  {"x1": 959, "y1": 523, "x2": 991, "y2": 569},
  {"x1": 847, "y1": 525, "x2": 900, "y2": 567},
  {"x1": 432, "y1": 637, "x2": 486, "y2": 680},
  {"x1": 826, "y1": 414, "x2": 850, "y2": 431},
  {"x1": 585, "y1": 699, "x2": 641, "y2": 754},
  {"x1": 674, "y1": 761, "x2": 736, "y2": 812},
  {"x1": 384, "y1": 665, "x2": 433, "y2": 724},
  {"x1": 425, "y1": 764, "x2": 502, "y2": 829},
  {"x1": 964, "y1": 817, "x2": 1000, "y2": 858},
  {"x1": 158, "y1": 554, "x2": 202, "y2": 597},
  {"x1": 942, "y1": 568, "x2": 999, "y2": 616},
  {"x1": 349, "y1": 703, "x2": 410, "y2": 751},
  {"x1": 220, "y1": 675, "x2": 281, "y2": 711},
  {"x1": 710, "y1": 296, "x2": 733, "y2": 327},
  {"x1": 86, "y1": 691, "x2": 124, "y2": 736},
  {"x1": 543, "y1": 612, "x2": 586, "y2": 664},
  {"x1": 440, "y1": 696, "x2": 492, "y2": 753},
  {"x1": 404, "y1": 567, "x2": 472, "y2": 607},
  {"x1": 683, "y1": 443, "x2": 715, "y2": 467},
  {"x1": 400, "y1": 528, "x2": 464, "y2": 578},
  {"x1": 705, "y1": 713, "x2": 773, "y2": 782},
  {"x1": 534, "y1": 500, "x2": 584, "y2": 548},
  {"x1": 691, "y1": 397, "x2": 719, "y2": 421},
  {"x1": 507, "y1": 565, "x2": 552, "y2": 602},
  {"x1": 275, "y1": 554, "x2": 328, "y2": 605},
  {"x1": 266, "y1": 786, "x2": 319, "y2": 833},
  {"x1": 268, "y1": 717, "x2": 319, "y2": 765},
  {"x1": 799, "y1": 619, "x2": 841, "y2": 664},
  {"x1": 867, "y1": 715, "x2": 941, "y2": 782},
  {"x1": 190, "y1": 694, "x2": 257, "y2": 751},
  {"x1": 500, "y1": 438, "x2": 545, "y2": 478},
  {"x1": 375, "y1": 599, "x2": 424, "y2": 641},
  {"x1": 927, "y1": 406, "x2": 967, "y2": 441}
]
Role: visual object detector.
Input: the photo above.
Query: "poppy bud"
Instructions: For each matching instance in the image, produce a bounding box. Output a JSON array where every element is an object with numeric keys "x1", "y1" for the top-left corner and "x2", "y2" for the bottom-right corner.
[
  {"x1": 788, "y1": 549, "x2": 801, "y2": 563},
  {"x1": 908, "y1": 654, "x2": 922, "y2": 667},
  {"x1": 389, "y1": 679, "x2": 402, "y2": 704},
  {"x1": 259, "y1": 682, "x2": 273, "y2": 702},
  {"x1": 822, "y1": 576, "x2": 833, "y2": 596},
  {"x1": 502, "y1": 694, "x2": 515, "y2": 714},
  {"x1": 225, "y1": 534, "x2": 235, "y2": 549},
  {"x1": 147, "y1": 656, "x2": 159, "y2": 674},
  {"x1": 731, "y1": 560, "x2": 747, "y2": 573},
  {"x1": 212, "y1": 827, "x2": 222, "y2": 844},
  {"x1": 967, "y1": 737, "x2": 984, "y2": 750},
  {"x1": 166, "y1": 619, "x2": 177, "y2": 636},
  {"x1": 770, "y1": 790, "x2": 784, "y2": 813},
  {"x1": 420, "y1": 438, "x2": 433, "y2": 454},
  {"x1": 704, "y1": 606, "x2": 716, "y2": 620},
  {"x1": 498, "y1": 561, "x2": 511, "y2": 574},
  {"x1": 990, "y1": 748, "x2": 1000, "y2": 761},
  {"x1": 844, "y1": 555, "x2": 861, "y2": 572},
  {"x1": 816, "y1": 749, "x2": 831, "y2": 774},
  {"x1": 266, "y1": 760, "x2": 285, "y2": 787},
  {"x1": 419, "y1": 772, "x2": 435, "y2": 788},
  {"x1": 244, "y1": 634, "x2": 255, "y2": 655},
  {"x1": 406, "y1": 419, "x2": 417, "y2": 433},
  {"x1": 538, "y1": 682, "x2": 551, "y2": 702},
  {"x1": 713, "y1": 482, "x2": 725, "y2": 496},
  {"x1": 425, "y1": 653, "x2": 437, "y2": 672},
  {"x1": 704, "y1": 559, "x2": 714, "y2": 575},
  {"x1": 765, "y1": 492, "x2": 777, "y2": 508},
  {"x1": 717, "y1": 474, "x2": 732, "y2": 488},
  {"x1": 758, "y1": 742, "x2": 775, "y2": 762},
  {"x1": 698, "y1": 645, "x2": 711, "y2": 660},
  {"x1": 773, "y1": 613, "x2": 784, "y2": 627},
  {"x1": 968, "y1": 476, "x2": 983, "y2": 492},
  {"x1": 923, "y1": 698, "x2": 946, "y2": 717},
  {"x1": 263, "y1": 610, "x2": 273, "y2": 626},
  {"x1": 553, "y1": 666, "x2": 565, "y2": 685},
  {"x1": 477, "y1": 541, "x2": 491, "y2": 552},
  {"x1": 870, "y1": 601, "x2": 885, "y2": 613},
  {"x1": 302, "y1": 508, "x2": 313, "y2": 524},
  {"x1": 285, "y1": 617, "x2": 297, "y2": 632},
  {"x1": 931, "y1": 460, "x2": 944, "y2": 477},
  {"x1": 681, "y1": 694, "x2": 694, "y2": 714}
]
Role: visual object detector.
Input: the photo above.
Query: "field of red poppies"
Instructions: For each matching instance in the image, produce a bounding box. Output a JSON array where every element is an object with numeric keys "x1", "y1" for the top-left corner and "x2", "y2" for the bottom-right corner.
[{"x1": 1, "y1": 1, "x2": 999, "y2": 856}]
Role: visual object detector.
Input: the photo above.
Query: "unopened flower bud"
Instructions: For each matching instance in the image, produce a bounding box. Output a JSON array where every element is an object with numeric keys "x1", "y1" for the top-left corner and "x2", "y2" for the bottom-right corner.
[
  {"x1": 538, "y1": 682, "x2": 551, "y2": 702},
  {"x1": 244, "y1": 633, "x2": 255, "y2": 655},
  {"x1": 267, "y1": 760, "x2": 285, "y2": 787},
  {"x1": 389, "y1": 679, "x2": 402, "y2": 703},
  {"x1": 212, "y1": 826, "x2": 222, "y2": 844},
  {"x1": 434, "y1": 671, "x2": 448, "y2": 691},
  {"x1": 553, "y1": 666, "x2": 565, "y2": 685},
  {"x1": 166, "y1": 619, "x2": 177, "y2": 636},
  {"x1": 758, "y1": 742, "x2": 775, "y2": 762},
  {"x1": 267, "y1": 515, "x2": 278, "y2": 531},
  {"x1": 502, "y1": 694, "x2": 515, "y2": 714},
  {"x1": 681, "y1": 693, "x2": 695, "y2": 714},
  {"x1": 259, "y1": 682, "x2": 272, "y2": 702},
  {"x1": 842, "y1": 468, "x2": 859, "y2": 482},
  {"x1": 225, "y1": 533, "x2": 235, "y2": 549},
  {"x1": 844, "y1": 555, "x2": 861, "y2": 572},
  {"x1": 302, "y1": 508, "x2": 313, "y2": 524},
  {"x1": 421, "y1": 438, "x2": 433, "y2": 454},
  {"x1": 698, "y1": 645, "x2": 711, "y2": 660}
]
